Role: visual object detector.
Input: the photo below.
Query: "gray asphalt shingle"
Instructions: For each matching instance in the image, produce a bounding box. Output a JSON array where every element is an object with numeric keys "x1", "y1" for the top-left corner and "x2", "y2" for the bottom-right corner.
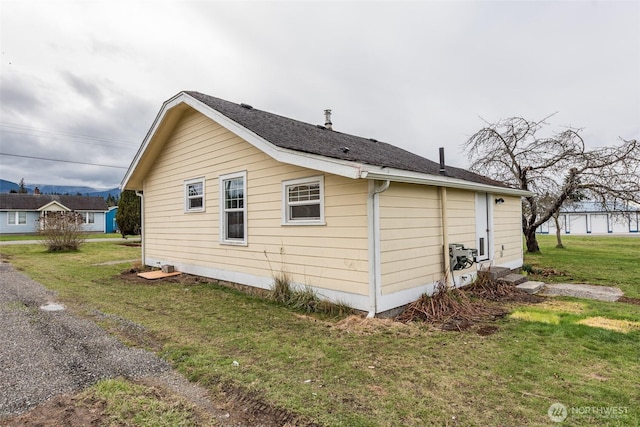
[{"x1": 184, "y1": 91, "x2": 508, "y2": 188}]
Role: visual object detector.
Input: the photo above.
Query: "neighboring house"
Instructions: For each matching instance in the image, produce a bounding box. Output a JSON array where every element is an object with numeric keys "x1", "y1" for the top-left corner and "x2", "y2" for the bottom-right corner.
[
  {"x1": 121, "y1": 91, "x2": 530, "y2": 316},
  {"x1": 538, "y1": 201, "x2": 640, "y2": 235},
  {"x1": 0, "y1": 193, "x2": 108, "y2": 234},
  {"x1": 105, "y1": 206, "x2": 119, "y2": 233}
]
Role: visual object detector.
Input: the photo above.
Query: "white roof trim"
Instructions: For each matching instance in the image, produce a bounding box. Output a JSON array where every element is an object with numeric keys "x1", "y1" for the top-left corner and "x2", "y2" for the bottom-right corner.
[
  {"x1": 360, "y1": 166, "x2": 532, "y2": 196},
  {"x1": 181, "y1": 95, "x2": 363, "y2": 179},
  {"x1": 37, "y1": 201, "x2": 71, "y2": 212},
  {"x1": 121, "y1": 93, "x2": 363, "y2": 189},
  {"x1": 122, "y1": 91, "x2": 529, "y2": 196}
]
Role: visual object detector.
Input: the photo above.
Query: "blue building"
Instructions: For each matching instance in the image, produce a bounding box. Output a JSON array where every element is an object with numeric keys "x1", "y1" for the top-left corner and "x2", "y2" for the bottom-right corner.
[
  {"x1": 0, "y1": 193, "x2": 108, "y2": 234},
  {"x1": 105, "y1": 206, "x2": 118, "y2": 233}
]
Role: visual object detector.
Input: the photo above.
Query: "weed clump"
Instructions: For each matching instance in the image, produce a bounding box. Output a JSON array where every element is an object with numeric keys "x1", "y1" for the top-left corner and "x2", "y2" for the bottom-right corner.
[{"x1": 268, "y1": 274, "x2": 353, "y2": 317}]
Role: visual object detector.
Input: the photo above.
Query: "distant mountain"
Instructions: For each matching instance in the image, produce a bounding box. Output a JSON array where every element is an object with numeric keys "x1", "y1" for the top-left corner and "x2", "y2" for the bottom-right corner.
[
  {"x1": 88, "y1": 188, "x2": 121, "y2": 199},
  {"x1": 0, "y1": 179, "x2": 26, "y2": 193},
  {"x1": 27, "y1": 184, "x2": 100, "y2": 195},
  {"x1": 0, "y1": 179, "x2": 119, "y2": 199}
]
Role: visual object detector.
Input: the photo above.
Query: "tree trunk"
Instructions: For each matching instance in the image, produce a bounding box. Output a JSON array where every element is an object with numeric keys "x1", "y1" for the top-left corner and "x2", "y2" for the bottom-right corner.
[
  {"x1": 553, "y1": 214, "x2": 564, "y2": 248},
  {"x1": 524, "y1": 227, "x2": 540, "y2": 253}
]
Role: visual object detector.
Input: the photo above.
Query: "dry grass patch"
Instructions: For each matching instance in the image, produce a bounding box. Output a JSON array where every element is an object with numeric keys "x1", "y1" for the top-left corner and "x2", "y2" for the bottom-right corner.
[
  {"x1": 510, "y1": 311, "x2": 561, "y2": 324},
  {"x1": 334, "y1": 315, "x2": 418, "y2": 336},
  {"x1": 536, "y1": 300, "x2": 588, "y2": 314},
  {"x1": 576, "y1": 316, "x2": 640, "y2": 333}
]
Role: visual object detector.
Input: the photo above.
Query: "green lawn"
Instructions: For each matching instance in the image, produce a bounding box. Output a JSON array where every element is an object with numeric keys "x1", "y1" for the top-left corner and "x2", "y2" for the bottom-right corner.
[
  {"x1": 526, "y1": 234, "x2": 640, "y2": 298},
  {"x1": 1, "y1": 237, "x2": 638, "y2": 426}
]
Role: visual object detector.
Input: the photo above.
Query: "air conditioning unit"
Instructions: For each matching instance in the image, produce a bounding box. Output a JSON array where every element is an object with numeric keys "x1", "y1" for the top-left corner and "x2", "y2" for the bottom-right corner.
[{"x1": 449, "y1": 243, "x2": 478, "y2": 271}]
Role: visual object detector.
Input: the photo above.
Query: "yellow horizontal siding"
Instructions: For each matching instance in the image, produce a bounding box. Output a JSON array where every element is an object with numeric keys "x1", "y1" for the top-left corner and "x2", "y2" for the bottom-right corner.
[
  {"x1": 492, "y1": 195, "x2": 524, "y2": 264},
  {"x1": 143, "y1": 107, "x2": 370, "y2": 295},
  {"x1": 379, "y1": 183, "x2": 444, "y2": 295},
  {"x1": 446, "y1": 189, "x2": 476, "y2": 247}
]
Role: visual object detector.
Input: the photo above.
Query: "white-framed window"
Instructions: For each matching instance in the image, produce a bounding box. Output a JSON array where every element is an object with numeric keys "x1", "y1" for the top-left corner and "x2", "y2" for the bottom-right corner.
[
  {"x1": 220, "y1": 171, "x2": 247, "y2": 245},
  {"x1": 184, "y1": 178, "x2": 205, "y2": 212},
  {"x1": 282, "y1": 176, "x2": 325, "y2": 225},
  {"x1": 8, "y1": 211, "x2": 27, "y2": 225},
  {"x1": 81, "y1": 212, "x2": 95, "y2": 224}
]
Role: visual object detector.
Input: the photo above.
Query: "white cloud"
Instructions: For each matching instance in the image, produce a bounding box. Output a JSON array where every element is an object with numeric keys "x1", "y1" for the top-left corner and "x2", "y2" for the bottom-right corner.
[{"x1": 0, "y1": 0, "x2": 638, "y2": 188}]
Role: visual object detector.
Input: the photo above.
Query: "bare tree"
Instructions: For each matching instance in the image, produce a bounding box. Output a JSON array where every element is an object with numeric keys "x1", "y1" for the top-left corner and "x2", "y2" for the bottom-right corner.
[
  {"x1": 37, "y1": 212, "x2": 86, "y2": 251},
  {"x1": 464, "y1": 115, "x2": 640, "y2": 253}
]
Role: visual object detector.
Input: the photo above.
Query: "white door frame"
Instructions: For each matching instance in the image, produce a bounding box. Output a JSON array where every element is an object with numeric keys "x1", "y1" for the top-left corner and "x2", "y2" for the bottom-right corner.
[{"x1": 475, "y1": 193, "x2": 492, "y2": 261}]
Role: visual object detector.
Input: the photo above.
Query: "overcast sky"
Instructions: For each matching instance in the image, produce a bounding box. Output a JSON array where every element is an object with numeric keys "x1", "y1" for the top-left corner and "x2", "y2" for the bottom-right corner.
[{"x1": 1, "y1": 0, "x2": 638, "y2": 190}]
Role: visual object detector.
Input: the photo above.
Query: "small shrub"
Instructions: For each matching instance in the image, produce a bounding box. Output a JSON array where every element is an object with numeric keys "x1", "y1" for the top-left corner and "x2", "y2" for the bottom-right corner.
[{"x1": 37, "y1": 212, "x2": 86, "y2": 252}]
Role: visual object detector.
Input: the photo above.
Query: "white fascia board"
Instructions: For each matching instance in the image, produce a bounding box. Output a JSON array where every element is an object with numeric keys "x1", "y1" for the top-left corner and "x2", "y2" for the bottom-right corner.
[
  {"x1": 183, "y1": 95, "x2": 363, "y2": 179},
  {"x1": 360, "y1": 166, "x2": 532, "y2": 196},
  {"x1": 120, "y1": 93, "x2": 188, "y2": 190},
  {"x1": 37, "y1": 201, "x2": 71, "y2": 212}
]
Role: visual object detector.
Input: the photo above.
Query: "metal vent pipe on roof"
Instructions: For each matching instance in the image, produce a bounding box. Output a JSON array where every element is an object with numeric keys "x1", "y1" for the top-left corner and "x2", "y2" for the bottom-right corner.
[
  {"x1": 324, "y1": 109, "x2": 333, "y2": 130},
  {"x1": 439, "y1": 147, "x2": 446, "y2": 174}
]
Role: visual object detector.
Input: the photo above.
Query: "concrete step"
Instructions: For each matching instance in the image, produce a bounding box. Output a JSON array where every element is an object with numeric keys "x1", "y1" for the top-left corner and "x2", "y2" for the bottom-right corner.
[
  {"x1": 498, "y1": 273, "x2": 528, "y2": 285},
  {"x1": 516, "y1": 281, "x2": 545, "y2": 294},
  {"x1": 478, "y1": 266, "x2": 511, "y2": 280}
]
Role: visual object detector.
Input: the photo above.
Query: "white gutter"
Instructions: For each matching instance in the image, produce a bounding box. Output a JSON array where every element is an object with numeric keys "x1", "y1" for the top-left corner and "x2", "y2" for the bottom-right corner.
[
  {"x1": 367, "y1": 179, "x2": 391, "y2": 318},
  {"x1": 135, "y1": 190, "x2": 144, "y2": 265},
  {"x1": 360, "y1": 167, "x2": 532, "y2": 197}
]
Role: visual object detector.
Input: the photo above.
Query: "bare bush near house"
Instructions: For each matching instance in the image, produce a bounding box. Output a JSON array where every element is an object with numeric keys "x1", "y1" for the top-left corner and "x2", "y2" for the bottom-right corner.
[
  {"x1": 37, "y1": 212, "x2": 86, "y2": 251},
  {"x1": 465, "y1": 114, "x2": 640, "y2": 252},
  {"x1": 396, "y1": 281, "x2": 503, "y2": 325}
]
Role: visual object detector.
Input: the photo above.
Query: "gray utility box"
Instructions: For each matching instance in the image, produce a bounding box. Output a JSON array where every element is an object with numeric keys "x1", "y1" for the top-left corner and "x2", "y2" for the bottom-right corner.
[{"x1": 449, "y1": 243, "x2": 478, "y2": 271}]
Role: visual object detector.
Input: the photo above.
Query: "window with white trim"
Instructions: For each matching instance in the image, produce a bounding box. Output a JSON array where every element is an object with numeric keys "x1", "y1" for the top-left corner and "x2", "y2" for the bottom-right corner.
[
  {"x1": 184, "y1": 178, "x2": 205, "y2": 212},
  {"x1": 81, "y1": 212, "x2": 95, "y2": 224},
  {"x1": 8, "y1": 211, "x2": 27, "y2": 225},
  {"x1": 220, "y1": 171, "x2": 247, "y2": 244},
  {"x1": 282, "y1": 176, "x2": 325, "y2": 225}
]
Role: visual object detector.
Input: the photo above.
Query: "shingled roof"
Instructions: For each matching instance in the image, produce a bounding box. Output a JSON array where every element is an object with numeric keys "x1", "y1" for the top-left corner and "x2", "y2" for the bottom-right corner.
[
  {"x1": 184, "y1": 91, "x2": 508, "y2": 188},
  {"x1": 0, "y1": 194, "x2": 108, "y2": 211}
]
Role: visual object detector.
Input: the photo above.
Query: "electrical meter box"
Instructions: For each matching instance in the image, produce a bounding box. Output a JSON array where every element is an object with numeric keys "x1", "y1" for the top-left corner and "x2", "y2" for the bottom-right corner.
[{"x1": 449, "y1": 243, "x2": 478, "y2": 271}]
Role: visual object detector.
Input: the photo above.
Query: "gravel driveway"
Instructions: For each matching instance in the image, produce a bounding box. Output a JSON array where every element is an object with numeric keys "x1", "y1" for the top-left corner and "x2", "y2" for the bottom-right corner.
[{"x1": 0, "y1": 261, "x2": 170, "y2": 418}]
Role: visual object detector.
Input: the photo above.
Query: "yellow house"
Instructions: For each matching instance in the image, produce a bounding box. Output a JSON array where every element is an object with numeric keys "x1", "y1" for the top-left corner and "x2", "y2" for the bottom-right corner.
[{"x1": 121, "y1": 91, "x2": 529, "y2": 316}]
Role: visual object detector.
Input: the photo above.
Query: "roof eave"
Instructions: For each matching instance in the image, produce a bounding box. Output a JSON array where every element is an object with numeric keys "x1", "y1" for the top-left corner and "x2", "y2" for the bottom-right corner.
[
  {"x1": 37, "y1": 201, "x2": 71, "y2": 212},
  {"x1": 121, "y1": 92, "x2": 364, "y2": 190},
  {"x1": 360, "y1": 167, "x2": 532, "y2": 196},
  {"x1": 121, "y1": 92, "x2": 191, "y2": 190},
  {"x1": 121, "y1": 91, "x2": 531, "y2": 196}
]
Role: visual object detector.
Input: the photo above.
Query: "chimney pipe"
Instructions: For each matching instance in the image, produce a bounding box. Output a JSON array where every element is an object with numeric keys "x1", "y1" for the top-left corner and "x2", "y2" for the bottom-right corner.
[
  {"x1": 34, "y1": 187, "x2": 40, "y2": 195},
  {"x1": 439, "y1": 147, "x2": 446, "y2": 174},
  {"x1": 324, "y1": 109, "x2": 332, "y2": 130}
]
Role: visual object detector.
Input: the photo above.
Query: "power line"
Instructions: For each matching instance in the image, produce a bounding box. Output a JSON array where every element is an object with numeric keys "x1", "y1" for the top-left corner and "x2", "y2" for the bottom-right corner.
[
  {"x1": 0, "y1": 122, "x2": 139, "y2": 147},
  {"x1": 0, "y1": 129, "x2": 138, "y2": 150},
  {"x1": 0, "y1": 152, "x2": 128, "y2": 169}
]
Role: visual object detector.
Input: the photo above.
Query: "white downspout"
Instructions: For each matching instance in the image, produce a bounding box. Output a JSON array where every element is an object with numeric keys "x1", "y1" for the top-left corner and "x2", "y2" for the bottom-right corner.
[
  {"x1": 135, "y1": 190, "x2": 144, "y2": 265},
  {"x1": 440, "y1": 186, "x2": 451, "y2": 287},
  {"x1": 367, "y1": 179, "x2": 390, "y2": 318}
]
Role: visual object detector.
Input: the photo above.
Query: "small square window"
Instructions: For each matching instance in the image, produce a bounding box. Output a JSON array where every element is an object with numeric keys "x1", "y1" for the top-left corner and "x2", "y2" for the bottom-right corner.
[
  {"x1": 282, "y1": 176, "x2": 325, "y2": 225},
  {"x1": 185, "y1": 178, "x2": 205, "y2": 212}
]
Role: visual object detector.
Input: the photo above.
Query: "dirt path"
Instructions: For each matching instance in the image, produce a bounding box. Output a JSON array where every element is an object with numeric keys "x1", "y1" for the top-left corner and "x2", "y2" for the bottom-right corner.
[{"x1": 0, "y1": 261, "x2": 314, "y2": 426}]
